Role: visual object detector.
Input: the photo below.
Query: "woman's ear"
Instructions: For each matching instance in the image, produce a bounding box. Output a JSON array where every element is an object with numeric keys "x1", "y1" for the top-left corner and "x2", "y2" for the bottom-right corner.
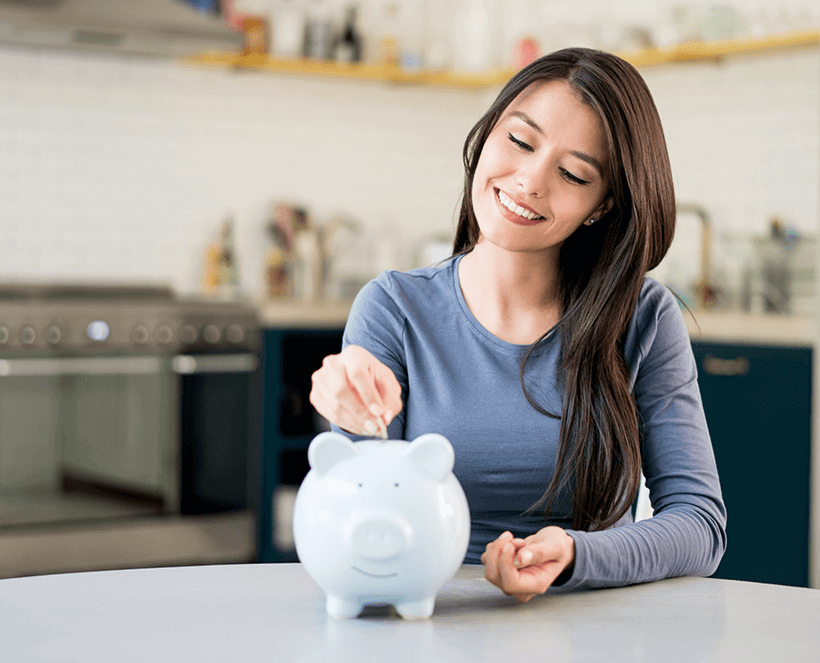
[{"x1": 586, "y1": 195, "x2": 614, "y2": 225}]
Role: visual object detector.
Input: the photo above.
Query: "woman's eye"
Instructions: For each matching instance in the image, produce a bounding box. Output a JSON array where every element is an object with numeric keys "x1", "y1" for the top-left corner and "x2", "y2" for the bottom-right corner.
[
  {"x1": 560, "y1": 168, "x2": 589, "y2": 186},
  {"x1": 507, "y1": 132, "x2": 533, "y2": 152}
]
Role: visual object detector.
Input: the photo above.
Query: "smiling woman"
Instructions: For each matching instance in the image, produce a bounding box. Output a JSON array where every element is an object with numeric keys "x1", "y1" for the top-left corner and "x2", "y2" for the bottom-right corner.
[
  {"x1": 468, "y1": 79, "x2": 613, "y2": 257},
  {"x1": 309, "y1": 48, "x2": 726, "y2": 604}
]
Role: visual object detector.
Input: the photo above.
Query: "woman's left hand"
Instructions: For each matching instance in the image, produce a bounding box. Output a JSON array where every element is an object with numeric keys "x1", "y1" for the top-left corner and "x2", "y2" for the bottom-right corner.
[{"x1": 480, "y1": 527, "x2": 576, "y2": 603}]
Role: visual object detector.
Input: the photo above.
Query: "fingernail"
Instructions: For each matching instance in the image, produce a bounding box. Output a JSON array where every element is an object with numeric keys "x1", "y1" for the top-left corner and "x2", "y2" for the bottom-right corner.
[
  {"x1": 521, "y1": 550, "x2": 533, "y2": 565},
  {"x1": 363, "y1": 420, "x2": 377, "y2": 435},
  {"x1": 383, "y1": 409, "x2": 393, "y2": 423},
  {"x1": 369, "y1": 403, "x2": 383, "y2": 417}
]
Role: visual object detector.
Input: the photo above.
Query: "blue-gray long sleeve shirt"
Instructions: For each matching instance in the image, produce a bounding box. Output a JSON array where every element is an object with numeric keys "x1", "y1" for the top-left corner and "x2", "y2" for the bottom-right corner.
[{"x1": 334, "y1": 254, "x2": 727, "y2": 591}]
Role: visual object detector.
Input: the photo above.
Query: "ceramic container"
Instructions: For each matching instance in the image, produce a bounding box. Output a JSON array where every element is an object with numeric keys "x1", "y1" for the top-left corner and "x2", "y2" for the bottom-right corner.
[{"x1": 293, "y1": 432, "x2": 470, "y2": 619}]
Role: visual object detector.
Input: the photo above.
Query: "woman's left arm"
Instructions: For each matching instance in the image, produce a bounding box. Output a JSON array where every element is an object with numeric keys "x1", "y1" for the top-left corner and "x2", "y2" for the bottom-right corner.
[{"x1": 489, "y1": 282, "x2": 727, "y2": 595}]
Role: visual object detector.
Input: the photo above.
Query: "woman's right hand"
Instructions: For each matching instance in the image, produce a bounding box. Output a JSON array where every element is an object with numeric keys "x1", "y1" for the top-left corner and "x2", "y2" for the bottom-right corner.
[{"x1": 309, "y1": 345, "x2": 403, "y2": 437}]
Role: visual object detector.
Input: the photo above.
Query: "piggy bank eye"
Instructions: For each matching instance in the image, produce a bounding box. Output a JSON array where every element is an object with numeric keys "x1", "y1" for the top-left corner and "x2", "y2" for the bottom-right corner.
[
  {"x1": 358, "y1": 483, "x2": 363, "y2": 488},
  {"x1": 394, "y1": 483, "x2": 400, "y2": 488}
]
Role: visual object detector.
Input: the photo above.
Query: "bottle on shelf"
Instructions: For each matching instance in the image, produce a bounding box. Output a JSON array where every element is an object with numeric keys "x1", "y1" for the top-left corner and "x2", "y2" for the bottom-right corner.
[
  {"x1": 271, "y1": 0, "x2": 306, "y2": 59},
  {"x1": 452, "y1": 0, "x2": 495, "y2": 73},
  {"x1": 291, "y1": 209, "x2": 322, "y2": 301},
  {"x1": 266, "y1": 203, "x2": 293, "y2": 299},
  {"x1": 424, "y1": 0, "x2": 452, "y2": 70},
  {"x1": 204, "y1": 214, "x2": 240, "y2": 297},
  {"x1": 400, "y1": 1, "x2": 424, "y2": 71},
  {"x1": 303, "y1": 0, "x2": 334, "y2": 60},
  {"x1": 218, "y1": 214, "x2": 240, "y2": 295},
  {"x1": 334, "y1": 4, "x2": 363, "y2": 64},
  {"x1": 377, "y1": 1, "x2": 400, "y2": 66}
]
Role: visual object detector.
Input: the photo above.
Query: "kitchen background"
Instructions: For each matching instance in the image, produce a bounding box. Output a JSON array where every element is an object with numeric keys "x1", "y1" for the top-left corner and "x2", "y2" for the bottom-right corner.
[
  {"x1": 0, "y1": 0, "x2": 819, "y2": 586},
  {"x1": 0, "y1": 0, "x2": 817, "y2": 304}
]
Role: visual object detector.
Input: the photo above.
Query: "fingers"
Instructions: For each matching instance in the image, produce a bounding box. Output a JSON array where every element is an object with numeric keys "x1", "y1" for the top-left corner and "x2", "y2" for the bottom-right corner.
[
  {"x1": 514, "y1": 527, "x2": 576, "y2": 571},
  {"x1": 480, "y1": 531, "x2": 511, "y2": 581},
  {"x1": 497, "y1": 541, "x2": 527, "y2": 599},
  {"x1": 371, "y1": 359, "x2": 403, "y2": 423},
  {"x1": 309, "y1": 379, "x2": 372, "y2": 435},
  {"x1": 341, "y1": 346, "x2": 387, "y2": 417},
  {"x1": 309, "y1": 345, "x2": 403, "y2": 435},
  {"x1": 481, "y1": 528, "x2": 576, "y2": 603}
]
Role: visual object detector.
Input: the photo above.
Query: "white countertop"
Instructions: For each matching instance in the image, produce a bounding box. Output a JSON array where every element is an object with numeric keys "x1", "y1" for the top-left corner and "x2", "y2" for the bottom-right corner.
[
  {"x1": 684, "y1": 310, "x2": 815, "y2": 346},
  {"x1": 257, "y1": 299, "x2": 354, "y2": 329},
  {"x1": 258, "y1": 299, "x2": 816, "y2": 346},
  {"x1": 2, "y1": 563, "x2": 818, "y2": 662}
]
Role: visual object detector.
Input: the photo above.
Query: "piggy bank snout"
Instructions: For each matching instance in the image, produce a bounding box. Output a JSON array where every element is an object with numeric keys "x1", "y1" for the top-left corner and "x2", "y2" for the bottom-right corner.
[{"x1": 349, "y1": 514, "x2": 413, "y2": 561}]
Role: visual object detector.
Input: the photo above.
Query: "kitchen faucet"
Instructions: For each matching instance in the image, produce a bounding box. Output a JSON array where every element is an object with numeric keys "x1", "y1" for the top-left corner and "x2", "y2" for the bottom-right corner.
[{"x1": 676, "y1": 202, "x2": 714, "y2": 308}]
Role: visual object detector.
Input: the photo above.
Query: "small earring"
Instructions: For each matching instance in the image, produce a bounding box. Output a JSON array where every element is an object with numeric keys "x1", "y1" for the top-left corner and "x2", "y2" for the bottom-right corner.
[{"x1": 588, "y1": 218, "x2": 596, "y2": 225}]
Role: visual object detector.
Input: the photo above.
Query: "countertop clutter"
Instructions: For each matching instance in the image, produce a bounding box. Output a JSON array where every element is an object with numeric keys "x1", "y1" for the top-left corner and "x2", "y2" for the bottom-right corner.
[{"x1": 258, "y1": 297, "x2": 816, "y2": 347}]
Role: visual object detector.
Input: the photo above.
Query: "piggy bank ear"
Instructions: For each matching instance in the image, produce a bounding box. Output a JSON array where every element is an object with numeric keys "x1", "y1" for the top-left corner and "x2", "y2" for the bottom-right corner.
[
  {"x1": 404, "y1": 434, "x2": 454, "y2": 483},
  {"x1": 308, "y1": 432, "x2": 359, "y2": 476}
]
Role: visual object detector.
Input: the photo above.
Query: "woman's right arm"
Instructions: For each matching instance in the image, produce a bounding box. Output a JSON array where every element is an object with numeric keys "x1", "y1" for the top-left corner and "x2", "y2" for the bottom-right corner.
[
  {"x1": 309, "y1": 344, "x2": 403, "y2": 437},
  {"x1": 309, "y1": 275, "x2": 408, "y2": 438}
]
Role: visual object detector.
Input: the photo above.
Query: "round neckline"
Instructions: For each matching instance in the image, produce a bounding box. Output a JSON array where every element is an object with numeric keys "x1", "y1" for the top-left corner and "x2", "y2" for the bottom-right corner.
[{"x1": 451, "y1": 253, "x2": 556, "y2": 357}]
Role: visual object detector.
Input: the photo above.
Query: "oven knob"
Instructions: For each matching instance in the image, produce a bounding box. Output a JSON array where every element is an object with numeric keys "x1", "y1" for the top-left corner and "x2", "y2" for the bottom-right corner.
[
  {"x1": 202, "y1": 324, "x2": 221, "y2": 344},
  {"x1": 21, "y1": 326, "x2": 36, "y2": 345},
  {"x1": 180, "y1": 324, "x2": 198, "y2": 344},
  {"x1": 131, "y1": 325, "x2": 149, "y2": 345},
  {"x1": 0, "y1": 326, "x2": 9, "y2": 344},
  {"x1": 155, "y1": 325, "x2": 174, "y2": 345},
  {"x1": 225, "y1": 324, "x2": 244, "y2": 344},
  {"x1": 47, "y1": 326, "x2": 62, "y2": 345}
]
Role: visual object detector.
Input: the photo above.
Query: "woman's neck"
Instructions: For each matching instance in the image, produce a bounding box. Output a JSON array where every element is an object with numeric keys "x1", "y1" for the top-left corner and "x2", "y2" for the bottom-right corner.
[{"x1": 458, "y1": 240, "x2": 562, "y2": 345}]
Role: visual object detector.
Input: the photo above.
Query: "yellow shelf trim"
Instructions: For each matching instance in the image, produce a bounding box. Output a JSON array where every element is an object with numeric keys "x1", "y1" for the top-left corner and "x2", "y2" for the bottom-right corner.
[{"x1": 184, "y1": 29, "x2": 819, "y2": 89}]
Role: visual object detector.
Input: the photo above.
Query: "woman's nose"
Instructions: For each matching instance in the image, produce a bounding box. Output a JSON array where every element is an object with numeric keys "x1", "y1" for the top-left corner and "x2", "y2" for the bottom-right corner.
[{"x1": 516, "y1": 159, "x2": 550, "y2": 198}]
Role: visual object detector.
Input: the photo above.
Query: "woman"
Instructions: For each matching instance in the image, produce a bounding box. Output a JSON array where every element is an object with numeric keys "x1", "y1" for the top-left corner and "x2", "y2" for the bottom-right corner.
[{"x1": 309, "y1": 48, "x2": 727, "y2": 602}]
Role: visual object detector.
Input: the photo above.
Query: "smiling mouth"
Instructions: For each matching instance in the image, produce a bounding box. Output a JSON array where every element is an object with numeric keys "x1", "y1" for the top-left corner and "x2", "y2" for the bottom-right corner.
[
  {"x1": 352, "y1": 567, "x2": 399, "y2": 579},
  {"x1": 495, "y1": 188, "x2": 544, "y2": 221}
]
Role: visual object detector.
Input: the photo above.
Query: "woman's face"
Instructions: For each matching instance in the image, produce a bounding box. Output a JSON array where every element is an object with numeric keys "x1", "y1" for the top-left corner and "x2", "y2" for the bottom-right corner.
[{"x1": 471, "y1": 80, "x2": 613, "y2": 256}]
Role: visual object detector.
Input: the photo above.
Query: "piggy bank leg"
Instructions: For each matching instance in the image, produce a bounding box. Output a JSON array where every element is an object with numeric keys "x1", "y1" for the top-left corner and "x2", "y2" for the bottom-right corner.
[
  {"x1": 395, "y1": 597, "x2": 435, "y2": 620},
  {"x1": 326, "y1": 595, "x2": 363, "y2": 619}
]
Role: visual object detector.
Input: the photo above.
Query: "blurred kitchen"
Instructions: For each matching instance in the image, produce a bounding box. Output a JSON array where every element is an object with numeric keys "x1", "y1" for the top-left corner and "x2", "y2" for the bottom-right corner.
[{"x1": 0, "y1": 0, "x2": 818, "y2": 587}]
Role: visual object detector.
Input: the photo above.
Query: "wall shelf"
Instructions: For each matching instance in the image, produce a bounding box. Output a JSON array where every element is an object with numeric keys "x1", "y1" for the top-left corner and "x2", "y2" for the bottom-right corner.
[
  {"x1": 183, "y1": 51, "x2": 510, "y2": 89},
  {"x1": 184, "y1": 28, "x2": 820, "y2": 89},
  {"x1": 623, "y1": 28, "x2": 819, "y2": 68}
]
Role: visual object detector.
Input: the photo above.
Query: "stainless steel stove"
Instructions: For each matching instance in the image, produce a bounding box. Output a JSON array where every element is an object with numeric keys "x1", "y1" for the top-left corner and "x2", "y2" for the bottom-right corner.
[
  {"x1": 0, "y1": 283, "x2": 261, "y2": 535},
  {"x1": 0, "y1": 283, "x2": 257, "y2": 357}
]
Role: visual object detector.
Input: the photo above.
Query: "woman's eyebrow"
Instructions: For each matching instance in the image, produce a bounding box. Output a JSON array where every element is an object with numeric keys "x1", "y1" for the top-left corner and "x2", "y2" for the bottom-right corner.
[
  {"x1": 510, "y1": 110, "x2": 543, "y2": 135},
  {"x1": 509, "y1": 110, "x2": 604, "y2": 176}
]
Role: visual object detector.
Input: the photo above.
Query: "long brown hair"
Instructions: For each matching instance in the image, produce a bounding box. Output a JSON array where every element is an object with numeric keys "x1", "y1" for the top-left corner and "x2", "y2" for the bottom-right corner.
[{"x1": 453, "y1": 48, "x2": 676, "y2": 530}]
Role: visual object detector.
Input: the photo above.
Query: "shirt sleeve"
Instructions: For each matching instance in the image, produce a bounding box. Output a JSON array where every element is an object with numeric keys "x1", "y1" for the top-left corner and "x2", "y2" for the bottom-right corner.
[
  {"x1": 330, "y1": 273, "x2": 409, "y2": 441},
  {"x1": 554, "y1": 284, "x2": 728, "y2": 591}
]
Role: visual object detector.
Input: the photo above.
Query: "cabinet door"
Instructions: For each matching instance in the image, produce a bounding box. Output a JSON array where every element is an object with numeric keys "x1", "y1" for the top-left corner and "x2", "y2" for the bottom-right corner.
[
  {"x1": 259, "y1": 328, "x2": 344, "y2": 563},
  {"x1": 691, "y1": 342, "x2": 811, "y2": 587}
]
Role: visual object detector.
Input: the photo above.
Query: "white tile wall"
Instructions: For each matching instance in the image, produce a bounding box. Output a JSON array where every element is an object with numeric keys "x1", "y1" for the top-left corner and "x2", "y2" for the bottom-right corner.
[{"x1": 0, "y1": 41, "x2": 817, "y2": 297}]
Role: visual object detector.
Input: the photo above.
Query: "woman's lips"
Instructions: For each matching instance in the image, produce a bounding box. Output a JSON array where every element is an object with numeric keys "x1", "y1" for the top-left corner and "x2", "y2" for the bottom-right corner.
[{"x1": 494, "y1": 188, "x2": 544, "y2": 226}]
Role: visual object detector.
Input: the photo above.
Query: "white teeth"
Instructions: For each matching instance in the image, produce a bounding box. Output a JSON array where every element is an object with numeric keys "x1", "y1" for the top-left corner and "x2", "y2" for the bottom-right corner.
[{"x1": 496, "y1": 189, "x2": 542, "y2": 220}]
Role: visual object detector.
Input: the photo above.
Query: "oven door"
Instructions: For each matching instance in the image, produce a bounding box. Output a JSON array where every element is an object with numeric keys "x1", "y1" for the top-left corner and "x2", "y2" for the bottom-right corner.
[
  {"x1": 173, "y1": 352, "x2": 261, "y2": 516},
  {"x1": 0, "y1": 355, "x2": 175, "y2": 526}
]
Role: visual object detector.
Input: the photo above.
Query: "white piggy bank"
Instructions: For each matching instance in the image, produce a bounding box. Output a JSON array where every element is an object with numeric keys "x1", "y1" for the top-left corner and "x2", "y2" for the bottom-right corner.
[{"x1": 293, "y1": 431, "x2": 470, "y2": 619}]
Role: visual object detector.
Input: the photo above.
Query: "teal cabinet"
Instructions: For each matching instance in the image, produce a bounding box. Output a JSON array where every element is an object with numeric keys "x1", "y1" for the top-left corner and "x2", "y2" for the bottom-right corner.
[
  {"x1": 258, "y1": 327, "x2": 344, "y2": 563},
  {"x1": 691, "y1": 342, "x2": 812, "y2": 587}
]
